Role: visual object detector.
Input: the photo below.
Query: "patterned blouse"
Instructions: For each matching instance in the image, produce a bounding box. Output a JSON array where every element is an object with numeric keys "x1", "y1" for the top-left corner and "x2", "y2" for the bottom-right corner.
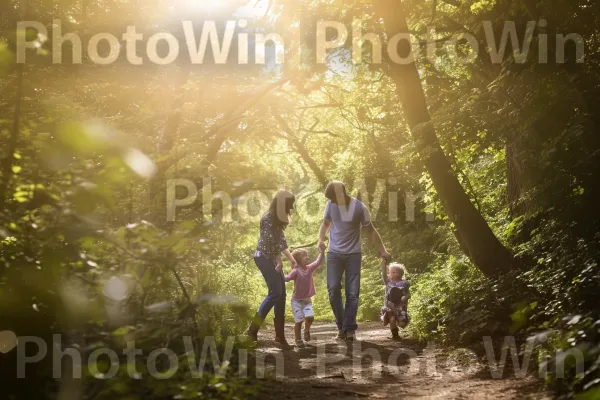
[
  {"x1": 255, "y1": 212, "x2": 288, "y2": 259},
  {"x1": 382, "y1": 280, "x2": 410, "y2": 311}
]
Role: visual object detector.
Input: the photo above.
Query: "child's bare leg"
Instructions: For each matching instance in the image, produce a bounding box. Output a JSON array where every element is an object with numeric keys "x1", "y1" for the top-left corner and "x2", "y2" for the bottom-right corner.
[
  {"x1": 294, "y1": 321, "x2": 303, "y2": 342},
  {"x1": 304, "y1": 316, "x2": 314, "y2": 341}
]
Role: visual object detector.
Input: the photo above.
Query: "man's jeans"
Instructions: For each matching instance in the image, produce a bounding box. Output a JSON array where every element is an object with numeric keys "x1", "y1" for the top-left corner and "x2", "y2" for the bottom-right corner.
[
  {"x1": 255, "y1": 255, "x2": 286, "y2": 320},
  {"x1": 326, "y1": 252, "x2": 361, "y2": 332}
]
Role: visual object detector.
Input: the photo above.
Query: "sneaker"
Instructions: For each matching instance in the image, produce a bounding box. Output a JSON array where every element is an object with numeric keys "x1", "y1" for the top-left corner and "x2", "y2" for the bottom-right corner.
[
  {"x1": 335, "y1": 330, "x2": 346, "y2": 340},
  {"x1": 345, "y1": 330, "x2": 356, "y2": 342},
  {"x1": 295, "y1": 340, "x2": 305, "y2": 348},
  {"x1": 303, "y1": 330, "x2": 311, "y2": 342},
  {"x1": 275, "y1": 336, "x2": 293, "y2": 350}
]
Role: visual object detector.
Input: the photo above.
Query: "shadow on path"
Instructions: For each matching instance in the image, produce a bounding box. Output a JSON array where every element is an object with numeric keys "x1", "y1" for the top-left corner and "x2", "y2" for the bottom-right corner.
[{"x1": 249, "y1": 322, "x2": 548, "y2": 399}]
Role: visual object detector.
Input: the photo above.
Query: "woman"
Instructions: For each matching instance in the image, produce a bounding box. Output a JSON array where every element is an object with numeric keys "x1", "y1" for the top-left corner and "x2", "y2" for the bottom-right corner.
[{"x1": 246, "y1": 189, "x2": 297, "y2": 348}]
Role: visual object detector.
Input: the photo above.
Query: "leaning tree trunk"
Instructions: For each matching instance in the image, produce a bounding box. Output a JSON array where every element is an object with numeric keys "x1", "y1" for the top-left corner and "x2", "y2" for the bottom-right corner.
[
  {"x1": 146, "y1": 66, "x2": 192, "y2": 226},
  {"x1": 375, "y1": 0, "x2": 514, "y2": 278},
  {"x1": 272, "y1": 113, "x2": 329, "y2": 187}
]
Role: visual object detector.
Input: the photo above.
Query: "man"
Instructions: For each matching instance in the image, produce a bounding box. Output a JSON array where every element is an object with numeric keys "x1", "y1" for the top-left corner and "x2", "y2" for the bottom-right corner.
[{"x1": 318, "y1": 181, "x2": 391, "y2": 341}]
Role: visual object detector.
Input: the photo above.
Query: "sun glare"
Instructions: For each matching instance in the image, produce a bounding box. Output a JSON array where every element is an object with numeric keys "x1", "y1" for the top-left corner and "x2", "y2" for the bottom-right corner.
[{"x1": 170, "y1": 0, "x2": 264, "y2": 18}]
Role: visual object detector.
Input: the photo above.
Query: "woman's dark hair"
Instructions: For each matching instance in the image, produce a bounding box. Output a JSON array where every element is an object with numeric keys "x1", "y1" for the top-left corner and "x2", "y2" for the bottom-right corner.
[{"x1": 267, "y1": 190, "x2": 295, "y2": 230}]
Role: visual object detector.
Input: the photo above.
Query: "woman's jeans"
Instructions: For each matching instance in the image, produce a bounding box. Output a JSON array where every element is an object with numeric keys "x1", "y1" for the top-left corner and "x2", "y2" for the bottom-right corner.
[
  {"x1": 327, "y1": 252, "x2": 361, "y2": 333},
  {"x1": 255, "y1": 255, "x2": 286, "y2": 320}
]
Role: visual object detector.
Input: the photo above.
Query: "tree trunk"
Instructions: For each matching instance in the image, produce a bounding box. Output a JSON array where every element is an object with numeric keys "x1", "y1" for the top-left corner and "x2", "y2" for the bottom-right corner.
[
  {"x1": 272, "y1": 113, "x2": 329, "y2": 187},
  {"x1": 292, "y1": 138, "x2": 329, "y2": 187},
  {"x1": 375, "y1": 0, "x2": 514, "y2": 278},
  {"x1": 146, "y1": 66, "x2": 192, "y2": 225},
  {"x1": 506, "y1": 130, "x2": 528, "y2": 218}
]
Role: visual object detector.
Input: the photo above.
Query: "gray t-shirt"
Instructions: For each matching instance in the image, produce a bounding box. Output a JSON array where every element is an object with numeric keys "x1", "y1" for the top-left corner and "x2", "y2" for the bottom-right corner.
[{"x1": 324, "y1": 198, "x2": 371, "y2": 254}]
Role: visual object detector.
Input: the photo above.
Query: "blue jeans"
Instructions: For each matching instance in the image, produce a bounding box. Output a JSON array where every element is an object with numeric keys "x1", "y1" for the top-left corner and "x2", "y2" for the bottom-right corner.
[
  {"x1": 327, "y1": 252, "x2": 362, "y2": 332},
  {"x1": 255, "y1": 255, "x2": 286, "y2": 320}
]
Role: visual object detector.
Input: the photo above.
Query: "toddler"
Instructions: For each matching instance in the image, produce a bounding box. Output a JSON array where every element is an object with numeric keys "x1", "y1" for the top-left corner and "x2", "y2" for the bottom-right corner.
[
  {"x1": 285, "y1": 248, "x2": 324, "y2": 347},
  {"x1": 381, "y1": 261, "x2": 410, "y2": 340}
]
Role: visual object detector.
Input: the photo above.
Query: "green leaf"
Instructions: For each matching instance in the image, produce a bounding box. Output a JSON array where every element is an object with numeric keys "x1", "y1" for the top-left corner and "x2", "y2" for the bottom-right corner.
[
  {"x1": 57, "y1": 121, "x2": 112, "y2": 155},
  {"x1": 112, "y1": 326, "x2": 134, "y2": 336},
  {"x1": 509, "y1": 306, "x2": 528, "y2": 334},
  {"x1": 575, "y1": 385, "x2": 600, "y2": 399},
  {"x1": 529, "y1": 302, "x2": 537, "y2": 309}
]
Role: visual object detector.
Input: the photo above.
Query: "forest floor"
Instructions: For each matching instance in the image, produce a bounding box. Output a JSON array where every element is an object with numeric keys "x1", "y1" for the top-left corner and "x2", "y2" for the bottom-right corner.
[{"x1": 255, "y1": 322, "x2": 549, "y2": 400}]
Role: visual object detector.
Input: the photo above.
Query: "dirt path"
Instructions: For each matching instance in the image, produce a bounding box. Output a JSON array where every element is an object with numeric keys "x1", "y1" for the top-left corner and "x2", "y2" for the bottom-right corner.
[{"x1": 255, "y1": 322, "x2": 548, "y2": 399}]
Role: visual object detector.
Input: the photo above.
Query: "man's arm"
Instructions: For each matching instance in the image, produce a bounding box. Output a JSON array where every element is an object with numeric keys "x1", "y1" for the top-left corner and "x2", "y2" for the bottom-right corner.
[
  {"x1": 381, "y1": 259, "x2": 389, "y2": 284},
  {"x1": 318, "y1": 219, "x2": 331, "y2": 253},
  {"x1": 319, "y1": 200, "x2": 332, "y2": 253},
  {"x1": 359, "y1": 203, "x2": 391, "y2": 262},
  {"x1": 363, "y1": 223, "x2": 391, "y2": 262}
]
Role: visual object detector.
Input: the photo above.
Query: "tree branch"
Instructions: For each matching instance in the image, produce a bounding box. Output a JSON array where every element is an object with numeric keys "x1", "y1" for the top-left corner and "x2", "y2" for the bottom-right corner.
[
  {"x1": 290, "y1": 240, "x2": 319, "y2": 250},
  {"x1": 272, "y1": 113, "x2": 329, "y2": 187},
  {"x1": 295, "y1": 103, "x2": 341, "y2": 110}
]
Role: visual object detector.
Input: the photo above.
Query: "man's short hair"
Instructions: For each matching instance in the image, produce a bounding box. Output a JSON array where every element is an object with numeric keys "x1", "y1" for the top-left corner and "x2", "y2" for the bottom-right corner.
[{"x1": 325, "y1": 181, "x2": 347, "y2": 202}]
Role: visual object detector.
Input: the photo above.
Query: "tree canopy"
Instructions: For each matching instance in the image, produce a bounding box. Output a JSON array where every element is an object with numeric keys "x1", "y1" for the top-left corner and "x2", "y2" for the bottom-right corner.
[{"x1": 1, "y1": 0, "x2": 600, "y2": 398}]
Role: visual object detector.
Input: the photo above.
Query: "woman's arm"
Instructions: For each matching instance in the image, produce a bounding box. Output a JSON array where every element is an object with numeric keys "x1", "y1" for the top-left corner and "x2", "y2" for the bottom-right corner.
[
  {"x1": 274, "y1": 254, "x2": 283, "y2": 273},
  {"x1": 279, "y1": 229, "x2": 298, "y2": 268},
  {"x1": 281, "y1": 248, "x2": 297, "y2": 268}
]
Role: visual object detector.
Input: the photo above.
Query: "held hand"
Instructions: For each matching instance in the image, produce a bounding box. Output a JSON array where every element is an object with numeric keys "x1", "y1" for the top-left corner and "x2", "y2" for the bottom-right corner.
[
  {"x1": 318, "y1": 240, "x2": 327, "y2": 253},
  {"x1": 275, "y1": 263, "x2": 283, "y2": 273},
  {"x1": 381, "y1": 250, "x2": 391, "y2": 264}
]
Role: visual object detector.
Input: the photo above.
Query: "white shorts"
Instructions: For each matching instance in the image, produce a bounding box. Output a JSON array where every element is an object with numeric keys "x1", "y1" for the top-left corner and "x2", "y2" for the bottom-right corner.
[{"x1": 291, "y1": 298, "x2": 314, "y2": 323}]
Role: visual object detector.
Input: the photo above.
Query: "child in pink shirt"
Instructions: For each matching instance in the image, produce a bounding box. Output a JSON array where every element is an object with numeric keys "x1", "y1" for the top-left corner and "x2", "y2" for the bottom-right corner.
[{"x1": 285, "y1": 248, "x2": 324, "y2": 347}]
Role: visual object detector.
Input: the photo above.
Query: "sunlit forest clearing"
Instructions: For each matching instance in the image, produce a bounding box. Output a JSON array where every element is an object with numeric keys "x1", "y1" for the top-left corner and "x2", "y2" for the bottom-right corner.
[{"x1": 1, "y1": 0, "x2": 600, "y2": 399}]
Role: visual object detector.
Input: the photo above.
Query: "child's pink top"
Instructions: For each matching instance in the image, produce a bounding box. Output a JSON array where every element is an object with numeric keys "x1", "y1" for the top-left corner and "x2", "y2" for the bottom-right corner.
[{"x1": 285, "y1": 253, "x2": 324, "y2": 300}]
